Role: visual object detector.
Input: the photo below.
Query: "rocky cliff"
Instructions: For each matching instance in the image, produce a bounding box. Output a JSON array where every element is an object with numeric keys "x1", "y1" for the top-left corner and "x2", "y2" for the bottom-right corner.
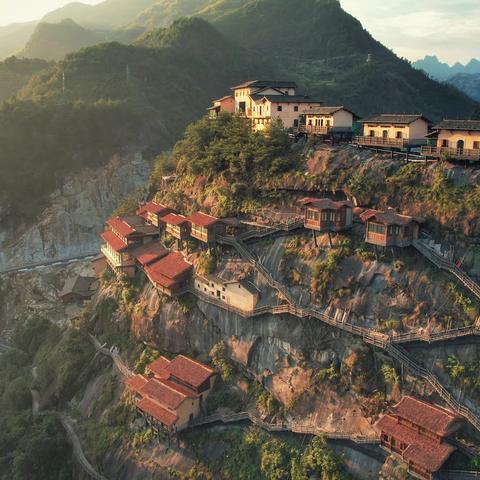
[{"x1": 0, "y1": 151, "x2": 150, "y2": 271}]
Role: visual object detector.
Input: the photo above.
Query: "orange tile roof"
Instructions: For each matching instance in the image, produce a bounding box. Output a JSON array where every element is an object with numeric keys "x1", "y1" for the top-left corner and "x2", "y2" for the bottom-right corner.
[
  {"x1": 162, "y1": 213, "x2": 189, "y2": 226},
  {"x1": 136, "y1": 202, "x2": 174, "y2": 218},
  {"x1": 106, "y1": 217, "x2": 136, "y2": 237},
  {"x1": 165, "y1": 355, "x2": 215, "y2": 389},
  {"x1": 390, "y1": 396, "x2": 462, "y2": 437},
  {"x1": 187, "y1": 212, "x2": 220, "y2": 227},
  {"x1": 146, "y1": 252, "x2": 192, "y2": 281},
  {"x1": 101, "y1": 231, "x2": 128, "y2": 252},
  {"x1": 131, "y1": 242, "x2": 169, "y2": 266},
  {"x1": 360, "y1": 209, "x2": 423, "y2": 226},
  {"x1": 126, "y1": 374, "x2": 149, "y2": 393},
  {"x1": 301, "y1": 198, "x2": 353, "y2": 210},
  {"x1": 139, "y1": 378, "x2": 187, "y2": 410},
  {"x1": 137, "y1": 396, "x2": 178, "y2": 427},
  {"x1": 376, "y1": 414, "x2": 456, "y2": 473},
  {"x1": 148, "y1": 356, "x2": 171, "y2": 377}
]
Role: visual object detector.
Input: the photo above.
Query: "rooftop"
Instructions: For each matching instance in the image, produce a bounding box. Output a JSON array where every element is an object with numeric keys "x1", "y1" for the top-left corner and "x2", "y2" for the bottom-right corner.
[
  {"x1": 360, "y1": 114, "x2": 430, "y2": 125},
  {"x1": 126, "y1": 374, "x2": 149, "y2": 393},
  {"x1": 376, "y1": 413, "x2": 456, "y2": 473},
  {"x1": 136, "y1": 396, "x2": 178, "y2": 427},
  {"x1": 360, "y1": 209, "x2": 423, "y2": 226},
  {"x1": 433, "y1": 119, "x2": 480, "y2": 132},
  {"x1": 148, "y1": 356, "x2": 171, "y2": 377},
  {"x1": 390, "y1": 396, "x2": 462, "y2": 437},
  {"x1": 131, "y1": 242, "x2": 169, "y2": 267},
  {"x1": 107, "y1": 215, "x2": 158, "y2": 237},
  {"x1": 139, "y1": 377, "x2": 187, "y2": 410},
  {"x1": 302, "y1": 198, "x2": 353, "y2": 210},
  {"x1": 146, "y1": 252, "x2": 192, "y2": 280},
  {"x1": 232, "y1": 80, "x2": 297, "y2": 90},
  {"x1": 101, "y1": 230, "x2": 128, "y2": 252},
  {"x1": 303, "y1": 106, "x2": 357, "y2": 117},
  {"x1": 187, "y1": 211, "x2": 221, "y2": 227},
  {"x1": 164, "y1": 355, "x2": 215, "y2": 389},
  {"x1": 162, "y1": 213, "x2": 189, "y2": 226},
  {"x1": 59, "y1": 275, "x2": 96, "y2": 298},
  {"x1": 250, "y1": 94, "x2": 322, "y2": 104},
  {"x1": 136, "y1": 202, "x2": 175, "y2": 219}
]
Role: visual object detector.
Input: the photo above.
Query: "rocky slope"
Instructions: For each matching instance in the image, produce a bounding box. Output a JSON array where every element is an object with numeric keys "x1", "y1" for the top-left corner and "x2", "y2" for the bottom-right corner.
[{"x1": 0, "y1": 151, "x2": 150, "y2": 271}]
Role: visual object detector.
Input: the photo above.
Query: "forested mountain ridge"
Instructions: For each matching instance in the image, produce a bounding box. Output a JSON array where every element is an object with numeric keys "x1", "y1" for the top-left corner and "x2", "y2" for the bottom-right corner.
[{"x1": 0, "y1": 18, "x2": 263, "y2": 218}]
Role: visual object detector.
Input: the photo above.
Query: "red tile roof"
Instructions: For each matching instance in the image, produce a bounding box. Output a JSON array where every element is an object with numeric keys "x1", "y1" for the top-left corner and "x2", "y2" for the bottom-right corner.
[
  {"x1": 131, "y1": 242, "x2": 169, "y2": 266},
  {"x1": 101, "y1": 231, "x2": 128, "y2": 252},
  {"x1": 390, "y1": 396, "x2": 462, "y2": 437},
  {"x1": 139, "y1": 378, "x2": 187, "y2": 410},
  {"x1": 106, "y1": 217, "x2": 136, "y2": 237},
  {"x1": 136, "y1": 202, "x2": 174, "y2": 219},
  {"x1": 144, "y1": 269, "x2": 177, "y2": 289},
  {"x1": 148, "y1": 356, "x2": 171, "y2": 377},
  {"x1": 160, "y1": 378, "x2": 197, "y2": 398},
  {"x1": 301, "y1": 198, "x2": 353, "y2": 210},
  {"x1": 126, "y1": 374, "x2": 149, "y2": 393},
  {"x1": 187, "y1": 212, "x2": 220, "y2": 227},
  {"x1": 165, "y1": 355, "x2": 215, "y2": 389},
  {"x1": 376, "y1": 414, "x2": 456, "y2": 473},
  {"x1": 146, "y1": 252, "x2": 192, "y2": 281},
  {"x1": 162, "y1": 213, "x2": 189, "y2": 226},
  {"x1": 137, "y1": 396, "x2": 178, "y2": 427}
]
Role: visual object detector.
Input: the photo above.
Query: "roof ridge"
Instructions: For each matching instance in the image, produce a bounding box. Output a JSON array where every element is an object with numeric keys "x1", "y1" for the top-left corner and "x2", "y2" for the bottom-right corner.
[{"x1": 176, "y1": 354, "x2": 215, "y2": 373}]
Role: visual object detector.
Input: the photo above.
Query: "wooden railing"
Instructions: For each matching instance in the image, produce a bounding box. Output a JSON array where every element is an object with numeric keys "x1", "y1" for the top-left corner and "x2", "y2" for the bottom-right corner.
[
  {"x1": 297, "y1": 125, "x2": 330, "y2": 135},
  {"x1": 422, "y1": 146, "x2": 480, "y2": 161},
  {"x1": 354, "y1": 136, "x2": 408, "y2": 148},
  {"x1": 190, "y1": 411, "x2": 380, "y2": 444},
  {"x1": 439, "y1": 470, "x2": 480, "y2": 480},
  {"x1": 413, "y1": 240, "x2": 480, "y2": 301}
]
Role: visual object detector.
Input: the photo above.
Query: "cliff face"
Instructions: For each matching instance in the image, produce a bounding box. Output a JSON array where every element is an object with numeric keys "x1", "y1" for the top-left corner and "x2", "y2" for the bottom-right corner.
[{"x1": 0, "y1": 152, "x2": 150, "y2": 271}]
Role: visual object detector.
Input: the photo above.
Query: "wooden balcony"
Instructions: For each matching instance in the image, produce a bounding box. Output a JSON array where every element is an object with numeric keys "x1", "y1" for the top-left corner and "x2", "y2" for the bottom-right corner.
[
  {"x1": 354, "y1": 136, "x2": 408, "y2": 149},
  {"x1": 421, "y1": 146, "x2": 480, "y2": 161},
  {"x1": 297, "y1": 125, "x2": 330, "y2": 135}
]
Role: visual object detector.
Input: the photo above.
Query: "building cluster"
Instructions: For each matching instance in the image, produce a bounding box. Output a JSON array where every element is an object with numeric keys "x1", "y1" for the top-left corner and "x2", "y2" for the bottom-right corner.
[
  {"x1": 376, "y1": 396, "x2": 463, "y2": 480},
  {"x1": 127, "y1": 355, "x2": 216, "y2": 437},
  {"x1": 209, "y1": 80, "x2": 480, "y2": 161}
]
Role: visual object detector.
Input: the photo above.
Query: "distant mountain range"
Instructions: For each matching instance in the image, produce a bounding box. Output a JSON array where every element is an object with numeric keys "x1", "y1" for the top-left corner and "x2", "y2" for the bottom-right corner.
[
  {"x1": 413, "y1": 55, "x2": 480, "y2": 81},
  {"x1": 448, "y1": 73, "x2": 480, "y2": 102}
]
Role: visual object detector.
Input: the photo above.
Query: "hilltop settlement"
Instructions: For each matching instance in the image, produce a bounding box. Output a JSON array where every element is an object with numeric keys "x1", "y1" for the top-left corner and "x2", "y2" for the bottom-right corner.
[{"x1": 75, "y1": 79, "x2": 480, "y2": 480}]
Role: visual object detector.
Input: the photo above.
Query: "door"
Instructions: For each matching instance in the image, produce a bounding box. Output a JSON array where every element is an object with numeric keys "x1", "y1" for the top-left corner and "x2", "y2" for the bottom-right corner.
[
  {"x1": 382, "y1": 130, "x2": 388, "y2": 139},
  {"x1": 457, "y1": 139, "x2": 465, "y2": 152}
]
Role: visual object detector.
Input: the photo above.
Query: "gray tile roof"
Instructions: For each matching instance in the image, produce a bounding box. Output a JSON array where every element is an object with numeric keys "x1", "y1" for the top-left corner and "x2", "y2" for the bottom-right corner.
[
  {"x1": 433, "y1": 119, "x2": 480, "y2": 132},
  {"x1": 302, "y1": 106, "x2": 357, "y2": 117},
  {"x1": 232, "y1": 80, "x2": 297, "y2": 90},
  {"x1": 360, "y1": 114, "x2": 430, "y2": 125},
  {"x1": 250, "y1": 94, "x2": 322, "y2": 103}
]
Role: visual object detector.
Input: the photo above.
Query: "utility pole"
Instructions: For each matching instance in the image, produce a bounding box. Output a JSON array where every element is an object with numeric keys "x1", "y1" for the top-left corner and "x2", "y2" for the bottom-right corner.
[
  {"x1": 126, "y1": 64, "x2": 131, "y2": 84},
  {"x1": 62, "y1": 71, "x2": 66, "y2": 93}
]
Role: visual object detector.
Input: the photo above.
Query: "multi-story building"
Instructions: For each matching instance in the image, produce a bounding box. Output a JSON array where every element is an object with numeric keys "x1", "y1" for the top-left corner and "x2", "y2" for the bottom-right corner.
[
  {"x1": 298, "y1": 106, "x2": 357, "y2": 142},
  {"x1": 162, "y1": 213, "x2": 191, "y2": 249},
  {"x1": 209, "y1": 80, "x2": 322, "y2": 131},
  {"x1": 207, "y1": 95, "x2": 235, "y2": 118},
  {"x1": 361, "y1": 209, "x2": 423, "y2": 248},
  {"x1": 100, "y1": 215, "x2": 159, "y2": 277},
  {"x1": 302, "y1": 198, "x2": 353, "y2": 233},
  {"x1": 376, "y1": 396, "x2": 463, "y2": 480},
  {"x1": 127, "y1": 355, "x2": 216, "y2": 437},
  {"x1": 355, "y1": 114, "x2": 430, "y2": 150},
  {"x1": 422, "y1": 119, "x2": 480, "y2": 162}
]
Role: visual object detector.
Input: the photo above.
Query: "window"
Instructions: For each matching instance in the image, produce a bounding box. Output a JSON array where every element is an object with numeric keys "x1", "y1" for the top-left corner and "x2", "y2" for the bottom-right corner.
[
  {"x1": 277, "y1": 105, "x2": 283, "y2": 112},
  {"x1": 474, "y1": 141, "x2": 480, "y2": 149},
  {"x1": 293, "y1": 119, "x2": 299, "y2": 127},
  {"x1": 222, "y1": 296, "x2": 226, "y2": 300},
  {"x1": 306, "y1": 209, "x2": 319, "y2": 221},
  {"x1": 396, "y1": 131, "x2": 403, "y2": 139},
  {"x1": 369, "y1": 130, "x2": 375, "y2": 137},
  {"x1": 368, "y1": 222, "x2": 386, "y2": 235},
  {"x1": 294, "y1": 106, "x2": 299, "y2": 112},
  {"x1": 441, "y1": 139, "x2": 449, "y2": 147},
  {"x1": 326, "y1": 120, "x2": 331, "y2": 127},
  {"x1": 222, "y1": 287, "x2": 226, "y2": 291}
]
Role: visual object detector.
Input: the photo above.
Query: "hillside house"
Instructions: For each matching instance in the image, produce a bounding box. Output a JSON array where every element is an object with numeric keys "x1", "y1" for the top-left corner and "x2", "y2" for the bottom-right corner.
[
  {"x1": 162, "y1": 213, "x2": 191, "y2": 249},
  {"x1": 375, "y1": 396, "x2": 463, "y2": 480},
  {"x1": 298, "y1": 106, "x2": 357, "y2": 142},
  {"x1": 422, "y1": 119, "x2": 480, "y2": 162},
  {"x1": 136, "y1": 202, "x2": 176, "y2": 229},
  {"x1": 302, "y1": 198, "x2": 353, "y2": 233},
  {"x1": 356, "y1": 114, "x2": 430, "y2": 150},
  {"x1": 187, "y1": 212, "x2": 226, "y2": 246},
  {"x1": 361, "y1": 209, "x2": 422, "y2": 248},
  {"x1": 127, "y1": 355, "x2": 216, "y2": 438},
  {"x1": 59, "y1": 276, "x2": 97, "y2": 303},
  {"x1": 100, "y1": 215, "x2": 159, "y2": 277},
  {"x1": 207, "y1": 95, "x2": 235, "y2": 118},
  {"x1": 194, "y1": 275, "x2": 260, "y2": 312},
  {"x1": 144, "y1": 251, "x2": 193, "y2": 297}
]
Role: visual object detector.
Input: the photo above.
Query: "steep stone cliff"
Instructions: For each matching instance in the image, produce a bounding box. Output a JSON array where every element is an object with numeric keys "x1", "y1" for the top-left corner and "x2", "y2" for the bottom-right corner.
[{"x1": 0, "y1": 152, "x2": 150, "y2": 270}]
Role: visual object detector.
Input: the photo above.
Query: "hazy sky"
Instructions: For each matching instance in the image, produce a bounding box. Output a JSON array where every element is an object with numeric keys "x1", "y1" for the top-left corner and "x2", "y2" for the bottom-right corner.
[{"x1": 0, "y1": 0, "x2": 478, "y2": 64}]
